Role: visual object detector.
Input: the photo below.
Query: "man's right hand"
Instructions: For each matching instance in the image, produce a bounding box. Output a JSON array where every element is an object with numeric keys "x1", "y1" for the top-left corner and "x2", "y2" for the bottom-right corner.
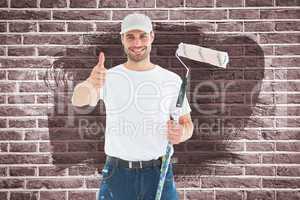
[
  {"x1": 87, "y1": 52, "x2": 107, "y2": 90},
  {"x1": 71, "y1": 52, "x2": 107, "y2": 107}
]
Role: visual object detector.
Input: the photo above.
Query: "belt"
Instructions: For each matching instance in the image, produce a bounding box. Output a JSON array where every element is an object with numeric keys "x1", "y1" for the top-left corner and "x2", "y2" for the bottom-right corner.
[{"x1": 106, "y1": 156, "x2": 163, "y2": 169}]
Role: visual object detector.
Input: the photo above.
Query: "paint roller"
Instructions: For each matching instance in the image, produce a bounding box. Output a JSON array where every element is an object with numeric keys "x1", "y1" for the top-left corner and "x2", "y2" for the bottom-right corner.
[{"x1": 155, "y1": 43, "x2": 229, "y2": 200}]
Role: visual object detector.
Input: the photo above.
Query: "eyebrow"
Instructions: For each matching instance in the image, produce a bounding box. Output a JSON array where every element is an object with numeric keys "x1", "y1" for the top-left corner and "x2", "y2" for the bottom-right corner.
[{"x1": 125, "y1": 33, "x2": 148, "y2": 37}]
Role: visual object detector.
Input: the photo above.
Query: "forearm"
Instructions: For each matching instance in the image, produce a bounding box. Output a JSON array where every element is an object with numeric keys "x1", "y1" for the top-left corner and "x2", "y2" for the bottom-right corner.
[{"x1": 180, "y1": 121, "x2": 194, "y2": 142}]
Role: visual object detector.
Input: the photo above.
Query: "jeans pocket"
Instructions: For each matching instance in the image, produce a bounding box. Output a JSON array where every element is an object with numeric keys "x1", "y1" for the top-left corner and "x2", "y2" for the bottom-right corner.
[{"x1": 101, "y1": 163, "x2": 116, "y2": 182}]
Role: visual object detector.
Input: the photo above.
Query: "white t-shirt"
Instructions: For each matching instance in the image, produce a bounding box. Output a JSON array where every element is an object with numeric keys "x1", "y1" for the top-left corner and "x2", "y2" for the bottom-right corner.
[{"x1": 99, "y1": 64, "x2": 191, "y2": 161}]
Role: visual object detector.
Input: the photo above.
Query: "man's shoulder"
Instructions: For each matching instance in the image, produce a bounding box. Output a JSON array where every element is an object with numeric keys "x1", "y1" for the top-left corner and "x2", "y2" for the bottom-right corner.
[{"x1": 156, "y1": 65, "x2": 181, "y2": 81}]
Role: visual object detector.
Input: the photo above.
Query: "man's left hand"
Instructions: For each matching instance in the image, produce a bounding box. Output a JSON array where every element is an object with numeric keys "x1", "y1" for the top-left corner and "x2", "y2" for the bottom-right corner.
[{"x1": 166, "y1": 120, "x2": 184, "y2": 145}]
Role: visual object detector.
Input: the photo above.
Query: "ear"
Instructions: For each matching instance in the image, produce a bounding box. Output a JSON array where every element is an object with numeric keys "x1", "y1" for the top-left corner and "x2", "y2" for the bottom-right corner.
[
  {"x1": 150, "y1": 31, "x2": 155, "y2": 43},
  {"x1": 121, "y1": 34, "x2": 124, "y2": 45}
]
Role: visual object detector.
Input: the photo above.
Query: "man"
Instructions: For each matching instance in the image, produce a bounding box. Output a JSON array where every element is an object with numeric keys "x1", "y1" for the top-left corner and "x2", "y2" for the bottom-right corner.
[{"x1": 72, "y1": 13, "x2": 194, "y2": 200}]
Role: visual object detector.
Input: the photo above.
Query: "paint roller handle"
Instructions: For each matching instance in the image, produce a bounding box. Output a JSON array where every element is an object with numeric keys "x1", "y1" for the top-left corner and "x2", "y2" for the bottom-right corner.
[{"x1": 176, "y1": 76, "x2": 188, "y2": 107}]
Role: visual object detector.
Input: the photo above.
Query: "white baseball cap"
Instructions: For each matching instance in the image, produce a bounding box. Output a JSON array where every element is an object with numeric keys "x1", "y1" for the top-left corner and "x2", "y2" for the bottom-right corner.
[{"x1": 120, "y1": 13, "x2": 153, "y2": 34}]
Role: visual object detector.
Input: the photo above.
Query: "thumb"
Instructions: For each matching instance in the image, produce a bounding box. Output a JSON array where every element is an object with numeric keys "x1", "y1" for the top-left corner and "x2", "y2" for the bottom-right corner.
[{"x1": 97, "y1": 52, "x2": 105, "y2": 68}]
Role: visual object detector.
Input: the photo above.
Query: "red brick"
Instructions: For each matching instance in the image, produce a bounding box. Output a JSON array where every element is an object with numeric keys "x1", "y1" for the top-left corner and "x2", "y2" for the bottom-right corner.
[
  {"x1": 0, "y1": 154, "x2": 49, "y2": 164},
  {"x1": 186, "y1": 141, "x2": 215, "y2": 151},
  {"x1": 96, "y1": 22, "x2": 120, "y2": 32},
  {"x1": 99, "y1": 0, "x2": 126, "y2": 7},
  {"x1": 9, "y1": 167, "x2": 36, "y2": 176},
  {"x1": 9, "y1": 22, "x2": 37, "y2": 32},
  {"x1": 86, "y1": 177, "x2": 100, "y2": 188},
  {"x1": 185, "y1": 191, "x2": 214, "y2": 200},
  {"x1": 245, "y1": 0, "x2": 273, "y2": 6},
  {"x1": 66, "y1": 47, "x2": 95, "y2": 56},
  {"x1": 0, "y1": 22, "x2": 6, "y2": 32},
  {"x1": 244, "y1": 22, "x2": 274, "y2": 32},
  {"x1": 0, "y1": 106, "x2": 49, "y2": 117},
  {"x1": 69, "y1": 165, "x2": 98, "y2": 176},
  {"x1": 112, "y1": 10, "x2": 168, "y2": 20},
  {"x1": 215, "y1": 166, "x2": 243, "y2": 175},
  {"x1": 277, "y1": 191, "x2": 300, "y2": 200},
  {"x1": 39, "y1": 22, "x2": 65, "y2": 32},
  {"x1": 9, "y1": 119, "x2": 36, "y2": 128},
  {"x1": 157, "y1": 0, "x2": 184, "y2": 7},
  {"x1": 216, "y1": 0, "x2": 243, "y2": 7},
  {"x1": 275, "y1": 21, "x2": 300, "y2": 31},
  {"x1": 216, "y1": 142, "x2": 244, "y2": 151},
  {"x1": 40, "y1": 191, "x2": 66, "y2": 200},
  {"x1": 261, "y1": 33, "x2": 299, "y2": 44},
  {"x1": 261, "y1": 9, "x2": 299, "y2": 19},
  {"x1": 10, "y1": 142, "x2": 37, "y2": 152},
  {"x1": 127, "y1": 0, "x2": 155, "y2": 7},
  {"x1": 186, "y1": 0, "x2": 213, "y2": 7},
  {"x1": 8, "y1": 47, "x2": 36, "y2": 56},
  {"x1": 246, "y1": 191, "x2": 275, "y2": 200},
  {"x1": 270, "y1": 57, "x2": 300, "y2": 68},
  {"x1": 202, "y1": 177, "x2": 260, "y2": 188},
  {"x1": 39, "y1": 142, "x2": 67, "y2": 152},
  {"x1": 69, "y1": 191, "x2": 96, "y2": 200},
  {"x1": 276, "y1": 0, "x2": 300, "y2": 6},
  {"x1": 0, "y1": 35, "x2": 21, "y2": 44},
  {"x1": 11, "y1": 0, "x2": 37, "y2": 8},
  {"x1": 263, "y1": 178, "x2": 300, "y2": 188},
  {"x1": 40, "y1": 0, "x2": 67, "y2": 8},
  {"x1": 8, "y1": 95, "x2": 35, "y2": 104},
  {"x1": 0, "y1": 70, "x2": 5, "y2": 80},
  {"x1": 277, "y1": 166, "x2": 300, "y2": 176},
  {"x1": 246, "y1": 166, "x2": 275, "y2": 176},
  {"x1": 68, "y1": 141, "x2": 98, "y2": 152},
  {"x1": 0, "y1": 58, "x2": 51, "y2": 69},
  {"x1": 246, "y1": 142, "x2": 275, "y2": 151},
  {"x1": 0, "y1": 130, "x2": 23, "y2": 140},
  {"x1": 276, "y1": 142, "x2": 300, "y2": 152},
  {"x1": 229, "y1": 9, "x2": 259, "y2": 19},
  {"x1": 23, "y1": 35, "x2": 80, "y2": 45},
  {"x1": 185, "y1": 22, "x2": 215, "y2": 32},
  {"x1": 0, "y1": 143, "x2": 8, "y2": 152},
  {"x1": 231, "y1": 154, "x2": 260, "y2": 164},
  {"x1": 39, "y1": 166, "x2": 67, "y2": 176},
  {"x1": 0, "y1": 0, "x2": 7, "y2": 7},
  {"x1": 275, "y1": 45, "x2": 300, "y2": 56},
  {"x1": 216, "y1": 22, "x2": 243, "y2": 32},
  {"x1": 263, "y1": 153, "x2": 300, "y2": 164},
  {"x1": 170, "y1": 10, "x2": 227, "y2": 20},
  {"x1": 8, "y1": 70, "x2": 36, "y2": 80},
  {"x1": 11, "y1": 192, "x2": 38, "y2": 200},
  {"x1": 67, "y1": 22, "x2": 94, "y2": 32},
  {"x1": 0, "y1": 179, "x2": 24, "y2": 189},
  {"x1": 1, "y1": 10, "x2": 50, "y2": 20},
  {"x1": 70, "y1": 0, "x2": 96, "y2": 8},
  {"x1": 53, "y1": 10, "x2": 110, "y2": 20},
  {"x1": 0, "y1": 83, "x2": 16, "y2": 92},
  {"x1": 0, "y1": 192, "x2": 7, "y2": 200},
  {"x1": 216, "y1": 191, "x2": 243, "y2": 200},
  {"x1": 27, "y1": 178, "x2": 83, "y2": 189},
  {"x1": 0, "y1": 167, "x2": 7, "y2": 176}
]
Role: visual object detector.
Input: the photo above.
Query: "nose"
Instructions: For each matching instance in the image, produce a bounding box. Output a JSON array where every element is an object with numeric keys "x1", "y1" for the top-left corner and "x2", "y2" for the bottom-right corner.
[{"x1": 133, "y1": 38, "x2": 142, "y2": 47}]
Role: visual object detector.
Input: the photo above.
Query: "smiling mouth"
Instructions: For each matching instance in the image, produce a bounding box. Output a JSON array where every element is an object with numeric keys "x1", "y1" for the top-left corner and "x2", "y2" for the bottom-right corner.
[{"x1": 130, "y1": 48, "x2": 146, "y2": 55}]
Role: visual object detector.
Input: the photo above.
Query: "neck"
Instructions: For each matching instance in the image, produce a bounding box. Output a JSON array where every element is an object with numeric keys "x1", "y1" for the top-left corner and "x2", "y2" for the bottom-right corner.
[{"x1": 124, "y1": 57, "x2": 155, "y2": 71}]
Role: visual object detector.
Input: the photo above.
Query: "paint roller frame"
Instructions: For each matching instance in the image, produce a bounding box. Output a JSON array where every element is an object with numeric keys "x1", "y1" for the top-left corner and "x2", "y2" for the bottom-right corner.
[{"x1": 155, "y1": 42, "x2": 229, "y2": 200}]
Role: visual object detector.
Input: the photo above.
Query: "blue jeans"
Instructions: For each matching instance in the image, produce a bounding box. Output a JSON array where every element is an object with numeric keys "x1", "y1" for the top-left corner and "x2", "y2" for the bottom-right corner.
[{"x1": 98, "y1": 159, "x2": 179, "y2": 200}]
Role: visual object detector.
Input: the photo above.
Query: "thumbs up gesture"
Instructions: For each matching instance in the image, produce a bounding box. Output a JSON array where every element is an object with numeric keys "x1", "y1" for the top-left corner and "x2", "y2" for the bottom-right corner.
[{"x1": 87, "y1": 52, "x2": 107, "y2": 90}]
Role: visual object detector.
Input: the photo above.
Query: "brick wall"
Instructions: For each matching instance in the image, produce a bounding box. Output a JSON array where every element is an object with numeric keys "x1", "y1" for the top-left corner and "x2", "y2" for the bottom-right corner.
[{"x1": 0, "y1": 0, "x2": 299, "y2": 199}]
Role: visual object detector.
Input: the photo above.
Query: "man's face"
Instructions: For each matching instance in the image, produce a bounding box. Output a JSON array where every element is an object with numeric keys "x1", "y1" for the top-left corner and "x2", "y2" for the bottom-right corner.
[{"x1": 121, "y1": 30, "x2": 154, "y2": 62}]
